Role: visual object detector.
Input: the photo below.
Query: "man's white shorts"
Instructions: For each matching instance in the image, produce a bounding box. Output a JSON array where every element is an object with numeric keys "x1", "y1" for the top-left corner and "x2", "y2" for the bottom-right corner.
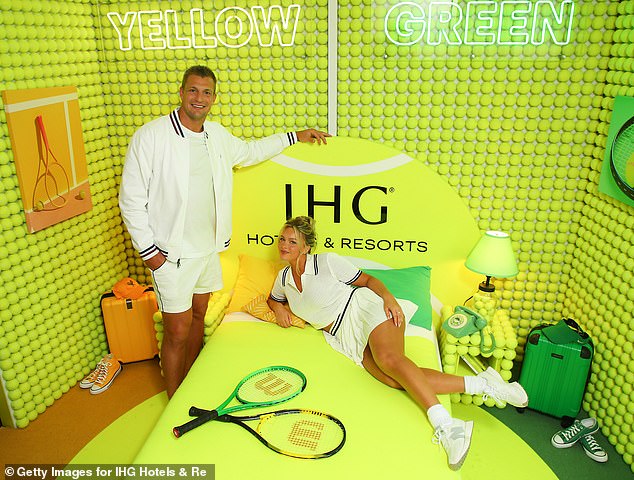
[{"x1": 150, "y1": 253, "x2": 223, "y2": 313}]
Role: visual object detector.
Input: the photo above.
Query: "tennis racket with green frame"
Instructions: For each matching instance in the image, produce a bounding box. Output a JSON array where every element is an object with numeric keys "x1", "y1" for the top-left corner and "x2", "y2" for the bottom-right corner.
[{"x1": 173, "y1": 365, "x2": 306, "y2": 438}]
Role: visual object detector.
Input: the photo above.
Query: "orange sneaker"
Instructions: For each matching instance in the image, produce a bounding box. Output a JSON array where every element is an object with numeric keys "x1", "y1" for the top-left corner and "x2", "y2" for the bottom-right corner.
[
  {"x1": 80, "y1": 353, "x2": 114, "y2": 389},
  {"x1": 90, "y1": 356, "x2": 122, "y2": 395}
]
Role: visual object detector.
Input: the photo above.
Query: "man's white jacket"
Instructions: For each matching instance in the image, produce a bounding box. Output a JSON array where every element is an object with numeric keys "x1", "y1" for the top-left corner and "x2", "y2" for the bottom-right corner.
[{"x1": 119, "y1": 109, "x2": 297, "y2": 262}]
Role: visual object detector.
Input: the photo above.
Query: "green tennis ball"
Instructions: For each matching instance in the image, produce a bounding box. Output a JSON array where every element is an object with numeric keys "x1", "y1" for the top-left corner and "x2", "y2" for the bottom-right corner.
[
  {"x1": 5, "y1": 379, "x2": 19, "y2": 391},
  {"x1": 460, "y1": 394, "x2": 472, "y2": 405}
]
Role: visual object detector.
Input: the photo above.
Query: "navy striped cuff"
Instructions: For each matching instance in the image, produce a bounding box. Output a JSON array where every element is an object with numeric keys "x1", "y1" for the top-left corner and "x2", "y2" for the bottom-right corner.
[
  {"x1": 139, "y1": 244, "x2": 166, "y2": 260},
  {"x1": 345, "y1": 270, "x2": 362, "y2": 285},
  {"x1": 286, "y1": 131, "x2": 298, "y2": 145}
]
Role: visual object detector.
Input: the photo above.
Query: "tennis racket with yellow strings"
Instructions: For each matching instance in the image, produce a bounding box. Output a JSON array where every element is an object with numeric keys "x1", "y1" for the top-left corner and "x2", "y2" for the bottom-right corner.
[
  {"x1": 173, "y1": 366, "x2": 306, "y2": 438},
  {"x1": 211, "y1": 408, "x2": 346, "y2": 459}
]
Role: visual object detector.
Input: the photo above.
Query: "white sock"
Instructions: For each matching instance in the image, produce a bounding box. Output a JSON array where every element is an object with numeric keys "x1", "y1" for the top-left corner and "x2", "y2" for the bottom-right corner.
[
  {"x1": 463, "y1": 375, "x2": 487, "y2": 395},
  {"x1": 427, "y1": 404, "x2": 453, "y2": 430}
]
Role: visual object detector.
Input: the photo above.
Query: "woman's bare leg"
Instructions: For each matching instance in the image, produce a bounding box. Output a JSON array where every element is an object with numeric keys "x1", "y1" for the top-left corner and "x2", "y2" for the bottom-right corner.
[
  {"x1": 362, "y1": 320, "x2": 465, "y2": 409},
  {"x1": 362, "y1": 319, "x2": 475, "y2": 470}
]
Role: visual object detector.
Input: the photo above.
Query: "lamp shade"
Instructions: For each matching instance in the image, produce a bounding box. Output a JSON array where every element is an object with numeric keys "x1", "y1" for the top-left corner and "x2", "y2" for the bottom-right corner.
[{"x1": 465, "y1": 231, "x2": 519, "y2": 278}]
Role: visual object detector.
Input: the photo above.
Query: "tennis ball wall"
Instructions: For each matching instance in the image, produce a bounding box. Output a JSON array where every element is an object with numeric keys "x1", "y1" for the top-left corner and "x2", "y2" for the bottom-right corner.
[
  {"x1": 0, "y1": 0, "x2": 128, "y2": 427},
  {"x1": 0, "y1": 0, "x2": 632, "y2": 470},
  {"x1": 562, "y1": 4, "x2": 634, "y2": 469}
]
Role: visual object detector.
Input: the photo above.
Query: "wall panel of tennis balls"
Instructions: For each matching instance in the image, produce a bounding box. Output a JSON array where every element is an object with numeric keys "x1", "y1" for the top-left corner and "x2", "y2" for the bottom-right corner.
[
  {"x1": 0, "y1": 0, "x2": 128, "y2": 427},
  {"x1": 567, "y1": 1, "x2": 634, "y2": 463},
  {"x1": 0, "y1": 0, "x2": 633, "y2": 469},
  {"x1": 563, "y1": 3, "x2": 634, "y2": 469}
]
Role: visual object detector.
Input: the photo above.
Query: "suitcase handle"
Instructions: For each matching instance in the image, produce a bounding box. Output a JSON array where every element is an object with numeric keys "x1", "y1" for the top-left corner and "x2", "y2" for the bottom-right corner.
[{"x1": 563, "y1": 318, "x2": 590, "y2": 341}]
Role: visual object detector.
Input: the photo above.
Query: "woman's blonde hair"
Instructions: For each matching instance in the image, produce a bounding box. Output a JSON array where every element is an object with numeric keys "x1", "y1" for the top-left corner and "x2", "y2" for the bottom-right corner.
[{"x1": 282, "y1": 216, "x2": 317, "y2": 253}]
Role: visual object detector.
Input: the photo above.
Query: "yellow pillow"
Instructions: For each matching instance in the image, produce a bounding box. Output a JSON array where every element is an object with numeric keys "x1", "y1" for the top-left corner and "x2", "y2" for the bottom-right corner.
[
  {"x1": 242, "y1": 294, "x2": 306, "y2": 328},
  {"x1": 226, "y1": 254, "x2": 283, "y2": 313}
]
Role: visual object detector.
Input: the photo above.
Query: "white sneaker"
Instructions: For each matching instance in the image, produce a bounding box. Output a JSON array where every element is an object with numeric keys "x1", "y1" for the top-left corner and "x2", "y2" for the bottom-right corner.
[
  {"x1": 433, "y1": 419, "x2": 473, "y2": 470},
  {"x1": 478, "y1": 367, "x2": 528, "y2": 407}
]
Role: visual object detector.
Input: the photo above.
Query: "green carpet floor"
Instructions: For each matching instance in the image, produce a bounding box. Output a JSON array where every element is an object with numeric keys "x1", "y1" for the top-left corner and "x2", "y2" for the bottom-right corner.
[{"x1": 486, "y1": 405, "x2": 632, "y2": 480}]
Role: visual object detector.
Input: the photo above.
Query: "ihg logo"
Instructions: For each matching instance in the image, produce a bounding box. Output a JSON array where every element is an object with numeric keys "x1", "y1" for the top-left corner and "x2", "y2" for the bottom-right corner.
[{"x1": 284, "y1": 184, "x2": 390, "y2": 225}]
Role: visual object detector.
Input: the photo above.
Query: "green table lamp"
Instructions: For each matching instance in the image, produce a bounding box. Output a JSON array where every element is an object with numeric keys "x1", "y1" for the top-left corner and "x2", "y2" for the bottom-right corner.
[{"x1": 464, "y1": 231, "x2": 519, "y2": 319}]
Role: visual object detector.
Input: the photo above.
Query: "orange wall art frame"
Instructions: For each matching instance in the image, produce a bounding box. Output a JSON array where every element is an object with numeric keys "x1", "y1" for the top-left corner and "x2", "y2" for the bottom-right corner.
[{"x1": 2, "y1": 86, "x2": 93, "y2": 233}]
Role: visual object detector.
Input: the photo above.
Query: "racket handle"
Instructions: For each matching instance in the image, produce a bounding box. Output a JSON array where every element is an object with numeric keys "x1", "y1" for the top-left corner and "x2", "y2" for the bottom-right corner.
[
  {"x1": 35, "y1": 115, "x2": 50, "y2": 149},
  {"x1": 189, "y1": 406, "x2": 209, "y2": 416},
  {"x1": 173, "y1": 409, "x2": 219, "y2": 438}
]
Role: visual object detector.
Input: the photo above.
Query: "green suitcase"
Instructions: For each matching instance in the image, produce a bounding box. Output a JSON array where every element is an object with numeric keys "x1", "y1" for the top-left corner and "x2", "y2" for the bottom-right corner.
[{"x1": 518, "y1": 318, "x2": 593, "y2": 427}]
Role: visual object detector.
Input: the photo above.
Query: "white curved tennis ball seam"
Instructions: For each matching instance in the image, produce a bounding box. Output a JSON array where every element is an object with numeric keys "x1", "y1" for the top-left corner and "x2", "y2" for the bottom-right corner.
[{"x1": 271, "y1": 152, "x2": 414, "y2": 176}]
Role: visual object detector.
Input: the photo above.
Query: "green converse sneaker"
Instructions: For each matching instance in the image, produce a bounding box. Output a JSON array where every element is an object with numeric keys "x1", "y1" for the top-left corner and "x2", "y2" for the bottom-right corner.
[
  {"x1": 580, "y1": 434, "x2": 608, "y2": 463},
  {"x1": 551, "y1": 418, "x2": 599, "y2": 448}
]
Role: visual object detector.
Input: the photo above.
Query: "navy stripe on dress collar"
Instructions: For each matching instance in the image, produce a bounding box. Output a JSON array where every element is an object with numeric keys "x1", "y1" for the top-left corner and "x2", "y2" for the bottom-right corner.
[{"x1": 281, "y1": 266, "x2": 290, "y2": 287}]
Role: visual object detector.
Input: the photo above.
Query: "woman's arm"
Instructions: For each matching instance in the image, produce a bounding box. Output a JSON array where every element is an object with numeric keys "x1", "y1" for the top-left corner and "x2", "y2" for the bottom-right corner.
[
  {"x1": 267, "y1": 298, "x2": 295, "y2": 328},
  {"x1": 352, "y1": 272, "x2": 404, "y2": 327}
]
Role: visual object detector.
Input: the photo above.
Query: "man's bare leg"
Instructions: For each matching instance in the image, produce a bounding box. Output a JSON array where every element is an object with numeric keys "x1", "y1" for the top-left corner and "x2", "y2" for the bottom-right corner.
[
  {"x1": 161, "y1": 293, "x2": 210, "y2": 398},
  {"x1": 183, "y1": 293, "x2": 210, "y2": 376}
]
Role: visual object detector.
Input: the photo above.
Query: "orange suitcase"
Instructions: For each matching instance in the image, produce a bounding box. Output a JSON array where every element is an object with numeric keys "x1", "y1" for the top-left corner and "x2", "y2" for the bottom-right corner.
[{"x1": 100, "y1": 288, "x2": 159, "y2": 363}]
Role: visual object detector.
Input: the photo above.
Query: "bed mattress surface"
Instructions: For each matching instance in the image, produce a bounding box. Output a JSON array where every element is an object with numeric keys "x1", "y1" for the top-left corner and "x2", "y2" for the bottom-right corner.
[{"x1": 134, "y1": 319, "x2": 456, "y2": 479}]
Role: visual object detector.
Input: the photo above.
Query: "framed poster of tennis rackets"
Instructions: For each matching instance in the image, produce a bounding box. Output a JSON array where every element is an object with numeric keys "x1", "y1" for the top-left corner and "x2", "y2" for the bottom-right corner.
[{"x1": 2, "y1": 86, "x2": 93, "y2": 233}]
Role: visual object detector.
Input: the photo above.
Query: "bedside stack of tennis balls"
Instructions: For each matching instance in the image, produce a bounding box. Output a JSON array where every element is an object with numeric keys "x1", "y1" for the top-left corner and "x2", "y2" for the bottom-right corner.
[{"x1": 439, "y1": 304, "x2": 518, "y2": 408}]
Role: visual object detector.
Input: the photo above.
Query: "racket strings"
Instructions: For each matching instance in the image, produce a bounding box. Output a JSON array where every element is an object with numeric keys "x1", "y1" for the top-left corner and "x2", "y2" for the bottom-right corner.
[
  {"x1": 615, "y1": 125, "x2": 634, "y2": 186},
  {"x1": 33, "y1": 115, "x2": 71, "y2": 211},
  {"x1": 256, "y1": 411, "x2": 345, "y2": 458},
  {"x1": 237, "y1": 369, "x2": 305, "y2": 403},
  {"x1": 287, "y1": 419, "x2": 325, "y2": 450},
  {"x1": 613, "y1": 125, "x2": 634, "y2": 167}
]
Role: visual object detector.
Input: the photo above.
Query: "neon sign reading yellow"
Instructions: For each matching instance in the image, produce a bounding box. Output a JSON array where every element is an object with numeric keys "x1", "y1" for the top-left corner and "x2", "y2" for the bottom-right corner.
[
  {"x1": 106, "y1": 5, "x2": 301, "y2": 50},
  {"x1": 385, "y1": 1, "x2": 575, "y2": 46}
]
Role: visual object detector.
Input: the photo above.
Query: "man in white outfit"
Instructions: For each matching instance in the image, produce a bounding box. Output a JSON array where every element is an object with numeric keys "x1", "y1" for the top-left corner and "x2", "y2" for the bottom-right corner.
[{"x1": 119, "y1": 65, "x2": 329, "y2": 397}]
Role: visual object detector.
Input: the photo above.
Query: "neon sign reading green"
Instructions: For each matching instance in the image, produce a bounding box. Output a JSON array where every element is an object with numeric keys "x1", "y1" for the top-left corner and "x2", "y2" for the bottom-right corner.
[{"x1": 385, "y1": 1, "x2": 575, "y2": 46}]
